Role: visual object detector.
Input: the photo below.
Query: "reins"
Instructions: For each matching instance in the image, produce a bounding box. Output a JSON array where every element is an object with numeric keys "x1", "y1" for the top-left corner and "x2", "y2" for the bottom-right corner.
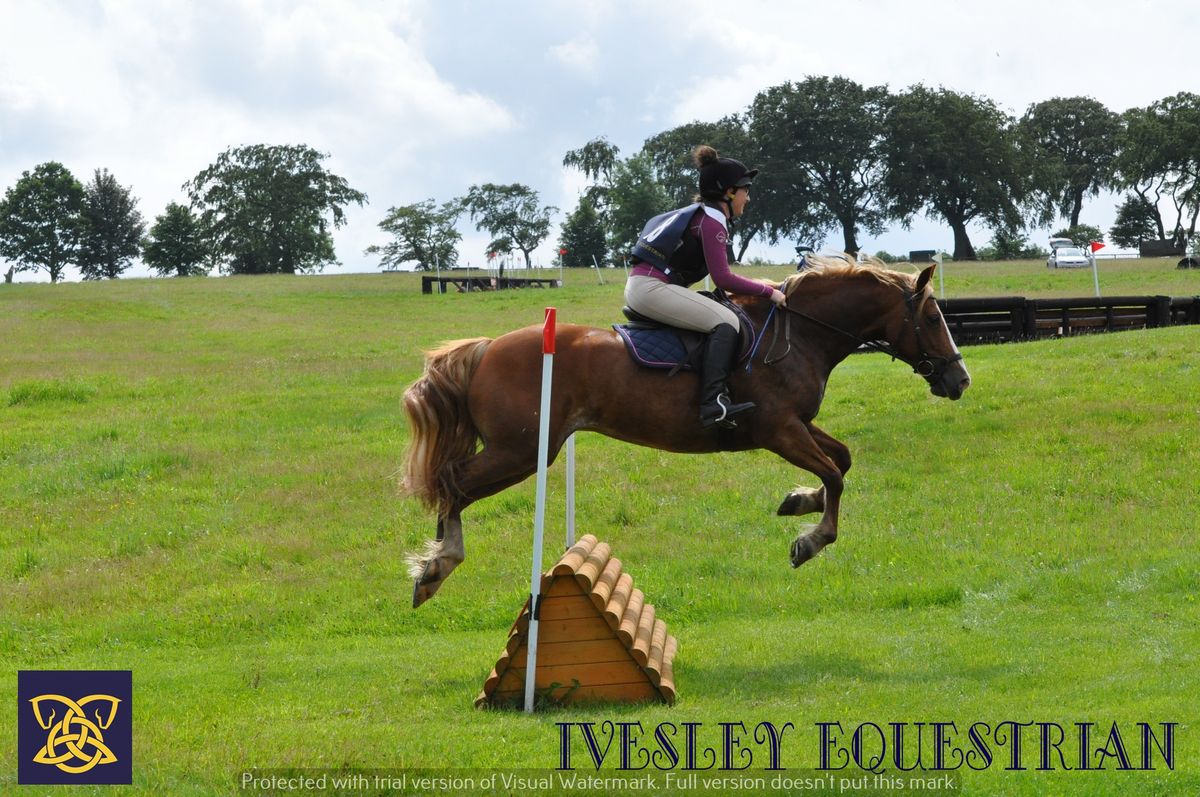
[
  {"x1": 750, "y1": 286, "x2": 963, "y2": 381},
  {"x1": 777, "y1": 303, "x2": 902, "y2": 360}
]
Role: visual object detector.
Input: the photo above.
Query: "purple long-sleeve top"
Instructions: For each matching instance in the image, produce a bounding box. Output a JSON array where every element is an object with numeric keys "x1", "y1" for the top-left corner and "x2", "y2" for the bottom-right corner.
[{"x1": 630, "y1": 207, "x2": 774, "y2": 298}]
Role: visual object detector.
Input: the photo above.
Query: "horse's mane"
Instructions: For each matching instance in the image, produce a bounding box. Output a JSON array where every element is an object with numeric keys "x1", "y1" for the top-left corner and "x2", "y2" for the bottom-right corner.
[{"x1": 780, "y1": 254, "x2": 916, "y2": 297}]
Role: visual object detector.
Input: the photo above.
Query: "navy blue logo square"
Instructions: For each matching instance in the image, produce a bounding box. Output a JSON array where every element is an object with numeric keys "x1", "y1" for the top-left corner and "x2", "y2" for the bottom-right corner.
[{"x1": 17, "y1": 670, "x2": 132, "y2": 785}]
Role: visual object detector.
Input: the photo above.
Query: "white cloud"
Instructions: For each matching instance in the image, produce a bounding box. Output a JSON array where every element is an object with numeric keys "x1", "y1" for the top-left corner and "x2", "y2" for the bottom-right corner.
[
  {"x1": 2, "y1": 0, "x2": 1200, "y2": 279},
  {"x1": 548, "y1": 35, "x2": 601, "y2": 77},
  {"x1": 0, "y1": 0, "x2": 519, "y2": 278}
]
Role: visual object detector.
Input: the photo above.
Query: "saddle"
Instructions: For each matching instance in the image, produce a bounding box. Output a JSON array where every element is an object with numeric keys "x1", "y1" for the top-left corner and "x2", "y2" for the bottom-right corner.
[{"x1": 613, "y1": 291, "x2": 755, "y2": 373}]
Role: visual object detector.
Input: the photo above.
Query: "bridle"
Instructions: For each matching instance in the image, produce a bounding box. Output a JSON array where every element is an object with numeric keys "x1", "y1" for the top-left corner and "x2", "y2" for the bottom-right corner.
[{"x1": 758, "y1": 285, "x2": 964, "y2": 385}]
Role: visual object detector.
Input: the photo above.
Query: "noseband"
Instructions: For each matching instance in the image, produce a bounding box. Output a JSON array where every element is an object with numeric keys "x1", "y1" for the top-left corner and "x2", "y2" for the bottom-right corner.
[
  {"x1": 899, "y1": 289, "x2": 964, "y2": 384},
  {"x1": 764, "y1": 286, "x2": 963, "y2": 384}
]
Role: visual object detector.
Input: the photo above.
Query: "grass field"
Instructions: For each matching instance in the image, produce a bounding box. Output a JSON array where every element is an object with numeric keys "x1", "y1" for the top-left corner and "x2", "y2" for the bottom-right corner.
[{"x1": 2, "y1": 259, "x2": 1199, "y2": 796}]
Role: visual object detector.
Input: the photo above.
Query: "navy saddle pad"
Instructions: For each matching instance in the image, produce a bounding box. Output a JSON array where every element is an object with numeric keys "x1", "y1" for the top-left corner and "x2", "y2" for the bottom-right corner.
[
  {"x1": 613, "y1": 298, "x2": 755, "y2": 372},
  {"x1": 612, "y1": 323, "x2": 703, "y2": 371}
]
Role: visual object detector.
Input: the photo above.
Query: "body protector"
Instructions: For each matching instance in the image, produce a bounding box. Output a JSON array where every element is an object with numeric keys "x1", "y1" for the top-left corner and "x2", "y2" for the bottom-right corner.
[{"x1": 631, "y1": 203, "x2": 729, "y2": 287}]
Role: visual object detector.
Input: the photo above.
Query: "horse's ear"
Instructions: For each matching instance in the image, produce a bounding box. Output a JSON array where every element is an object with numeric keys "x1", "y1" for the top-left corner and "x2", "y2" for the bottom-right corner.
[{"x1": 915, "y1": 264, "x2": 936, "y2": 294}]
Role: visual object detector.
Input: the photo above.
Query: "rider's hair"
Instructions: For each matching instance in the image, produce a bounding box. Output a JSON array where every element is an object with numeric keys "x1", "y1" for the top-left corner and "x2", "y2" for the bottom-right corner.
[
  {"x1": 693, "y1": 145, "x2": 719, "y2": 169},
  {"x1": 693, "y1": 145, "x2": 723, "y2": 204}
]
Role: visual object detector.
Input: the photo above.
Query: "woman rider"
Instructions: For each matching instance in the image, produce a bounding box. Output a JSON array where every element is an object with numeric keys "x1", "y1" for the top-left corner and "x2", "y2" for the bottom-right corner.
[{"x1": 625, "y1": 145, "x2": 787, "y2": 429}]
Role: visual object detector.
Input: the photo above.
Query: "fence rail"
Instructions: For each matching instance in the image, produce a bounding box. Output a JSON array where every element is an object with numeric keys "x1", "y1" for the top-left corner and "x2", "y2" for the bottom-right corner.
[
  {"x1": 939, "y1": 295, "x2": 1199, "y2": 345},
  {"x1": 421, "y1": 275, "x2": 561, "y2": 294}
]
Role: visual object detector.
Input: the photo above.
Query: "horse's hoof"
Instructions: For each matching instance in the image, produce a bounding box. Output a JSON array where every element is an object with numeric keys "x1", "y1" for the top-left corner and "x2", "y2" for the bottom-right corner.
[
  {"x1": 413, "y1": 578, "x2": 440, "y2": 608},
  {"x1": 790, "y1": 538, "x2": 815, "y2": 568},
  {"x1": 778, "y1": 490, "x2": 820, "y2": 517}
]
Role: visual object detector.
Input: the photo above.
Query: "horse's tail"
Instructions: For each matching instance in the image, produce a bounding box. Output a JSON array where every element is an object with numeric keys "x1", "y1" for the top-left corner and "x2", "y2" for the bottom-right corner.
[{"x1": 402, "y1": 337, "x2": 492, "y2": 518}]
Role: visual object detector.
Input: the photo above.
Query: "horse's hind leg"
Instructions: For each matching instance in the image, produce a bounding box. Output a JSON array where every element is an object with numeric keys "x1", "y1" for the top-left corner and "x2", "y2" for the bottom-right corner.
[
  {"x1": 410, "y1": 515, "x2": 465, "y2": 607},
  {"x1": 410, "y1": 443, "x2": 541, "y2": 608},
  {"x1": 776, "y1": 424, "x2": 850, "y2": 518}
]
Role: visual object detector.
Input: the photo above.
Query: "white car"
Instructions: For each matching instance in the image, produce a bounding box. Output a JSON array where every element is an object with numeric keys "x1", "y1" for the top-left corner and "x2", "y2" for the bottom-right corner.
[{"x1": 1047, "y1": 245, "x2": 1091, "y2": 269}]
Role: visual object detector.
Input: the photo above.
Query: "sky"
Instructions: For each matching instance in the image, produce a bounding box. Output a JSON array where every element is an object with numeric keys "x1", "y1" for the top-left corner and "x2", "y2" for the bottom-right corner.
[{"x1": 2, "y1": 0, "x2": 1198, "y2": 281}]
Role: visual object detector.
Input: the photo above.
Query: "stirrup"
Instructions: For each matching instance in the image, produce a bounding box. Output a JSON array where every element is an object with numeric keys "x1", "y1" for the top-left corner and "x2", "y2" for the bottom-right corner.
[{"x1": 700, "y1": 394, "x2": 755, "y2": 430}]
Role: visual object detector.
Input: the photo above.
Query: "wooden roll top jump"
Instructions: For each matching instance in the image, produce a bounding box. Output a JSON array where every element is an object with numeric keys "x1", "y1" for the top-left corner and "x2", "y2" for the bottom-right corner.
[{"x1": 475, "y1": 534, "x2": 679, "y2": 708}]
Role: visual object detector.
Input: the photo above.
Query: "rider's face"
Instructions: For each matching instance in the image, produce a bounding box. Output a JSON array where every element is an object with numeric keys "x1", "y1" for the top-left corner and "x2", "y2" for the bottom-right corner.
[{"x1": 731, "y1": 187, "x2": 750, "y2": 218}]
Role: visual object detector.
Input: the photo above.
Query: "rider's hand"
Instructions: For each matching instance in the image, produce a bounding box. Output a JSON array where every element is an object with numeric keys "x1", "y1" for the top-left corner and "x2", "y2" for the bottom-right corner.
[{"x1": 769, "y1": 288, "x2": 787, "y2": 306}]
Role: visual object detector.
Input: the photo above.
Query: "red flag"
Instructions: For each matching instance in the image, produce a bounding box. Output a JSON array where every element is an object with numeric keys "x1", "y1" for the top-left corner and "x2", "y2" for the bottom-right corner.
[{"x1": 1089, "y1": 241, "x2": 1106, "y2": 253}]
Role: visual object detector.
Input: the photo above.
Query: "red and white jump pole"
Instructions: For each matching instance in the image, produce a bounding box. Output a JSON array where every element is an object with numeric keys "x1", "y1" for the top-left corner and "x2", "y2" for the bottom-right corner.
[
  {"x1": 524, "y1": 308, "x2": 557, "y2": 712},
  {"x1": 523, "y1": 307, "x2": 579, "y2": 712}
]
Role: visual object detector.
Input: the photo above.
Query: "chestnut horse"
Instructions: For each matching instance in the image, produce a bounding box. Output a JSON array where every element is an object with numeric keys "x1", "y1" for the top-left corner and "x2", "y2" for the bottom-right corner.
[{"x1": 403, "y1": 258, "x2": 971, "y2": 607}]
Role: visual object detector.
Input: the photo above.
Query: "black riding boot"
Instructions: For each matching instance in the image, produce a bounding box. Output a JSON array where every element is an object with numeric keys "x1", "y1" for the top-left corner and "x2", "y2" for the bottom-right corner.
[{"x1": 698, "y1": 323, "x2": 756, "y2": 429}]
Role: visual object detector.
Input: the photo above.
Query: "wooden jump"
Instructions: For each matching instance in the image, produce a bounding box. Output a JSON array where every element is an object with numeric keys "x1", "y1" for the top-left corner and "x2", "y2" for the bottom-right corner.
[
  {"x1": 421, "y1": 275, "x2": 562, "y2": 294},
  {"x1": 476, "y1": 535, "x2": 678, "y2": 708}
]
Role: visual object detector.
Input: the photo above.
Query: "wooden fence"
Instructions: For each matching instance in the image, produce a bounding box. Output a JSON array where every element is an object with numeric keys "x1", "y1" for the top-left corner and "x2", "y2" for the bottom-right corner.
[
  {"x1": 939, "y1": 295, "x2": 1200, "y2": 345},
  {"x1": 421, "y1": 275, "x2": 561, "y2": 294}
]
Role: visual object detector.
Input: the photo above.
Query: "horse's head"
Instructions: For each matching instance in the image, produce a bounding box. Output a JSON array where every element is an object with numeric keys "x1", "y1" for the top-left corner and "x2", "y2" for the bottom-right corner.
[{"x1": 885, "y1": 264, "x2": 971, "y2": 400}]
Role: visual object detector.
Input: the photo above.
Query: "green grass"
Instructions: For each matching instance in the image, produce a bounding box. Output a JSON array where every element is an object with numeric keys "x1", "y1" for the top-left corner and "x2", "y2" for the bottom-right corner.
[
  {"x1": 922, "y1": 256, "x2": 1200, "y2": 298},
  {"x1": 2, "y1": 261, "x2": 1199, "y2": 796}
]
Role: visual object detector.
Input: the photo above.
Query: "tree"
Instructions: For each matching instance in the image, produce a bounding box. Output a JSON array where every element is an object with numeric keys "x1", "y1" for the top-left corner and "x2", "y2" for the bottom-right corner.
[
  {"x1": 1115, "y1": 93, "x2": 1200, "y2": 249},
  {"x1": 641, "y1": 120, "x2": 730, "y2": 205},
  {"x1": 1020, "y1": 97, "x2": 1120, "y2": 228},
  {"x1": 1109, "y1": 194, "x2": 1162, "y2": 248},
  {"x1": 978, "y1": 224, "x2": 1047, "y2": 261},
  {"x1": 460, "y1": 183, "x2": 556, "y2": 272},
  {"x1": 142, "y1": 202, "x2": 211, "y2": 277},
  {"x1": 604, "y1": 153, "x2": 671, "y2": 263},
  {"x1": 638, "y1": 115, "x2": 766, "y2": 261},
  {"x1": 78, "y1": 169, "x2": 146, "y2": 280},
  {"x1": 885, "y1": 86, "x2": 1029, "y2": 260},
  {"x1": 184, "y1": 144, "x2": 366, "y2": 274},
  {"x1": 750, "y1": 77, "x2": 891, "y2": 255},
  {"x1": 0, "y1": 162, "x2": 85, "y2": 283},
  {"x1": 366, "y1": 199, "x2": 461, "y2": 271},
  {"x1": 1052, "y1": 223, "x2": 1104, "y2": 246},
  {"x1": 558, "y1": 196, "x2": 607, "y2": 267},
  {"x1": 562, "y1": 137, "x2": 621, "y2": 213}
]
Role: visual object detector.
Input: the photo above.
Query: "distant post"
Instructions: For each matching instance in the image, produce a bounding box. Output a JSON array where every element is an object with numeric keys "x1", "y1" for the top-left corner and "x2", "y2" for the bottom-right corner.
[{"x1": 1089, "y1": 242, "x2": 1105, "y2": 297}]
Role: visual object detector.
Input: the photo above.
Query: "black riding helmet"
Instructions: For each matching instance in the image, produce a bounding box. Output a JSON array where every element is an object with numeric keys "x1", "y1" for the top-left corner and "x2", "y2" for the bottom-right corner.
[{"x1": 696, "y1": 145, "x2": 758, "y2": 200}]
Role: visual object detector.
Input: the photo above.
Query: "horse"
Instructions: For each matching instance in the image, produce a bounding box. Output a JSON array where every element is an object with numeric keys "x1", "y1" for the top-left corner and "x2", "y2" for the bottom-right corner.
[{"x1": 402, "y1": 257, "x2": 971, "y2": 607}]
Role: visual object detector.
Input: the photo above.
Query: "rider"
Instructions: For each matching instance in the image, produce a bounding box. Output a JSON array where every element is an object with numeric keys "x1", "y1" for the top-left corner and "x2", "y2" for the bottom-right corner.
[{"x1": 625, "y1": 145, "x2": 788, "y2": 429}]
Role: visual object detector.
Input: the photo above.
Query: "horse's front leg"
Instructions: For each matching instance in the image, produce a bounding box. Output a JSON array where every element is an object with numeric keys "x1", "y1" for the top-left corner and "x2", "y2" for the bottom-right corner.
[
  {"x1": 776, "y1": 423, "x2": 850, "y2": 519},
  {"x1": 767, "y1": 421, "x2": 845, "y2": 567},
  {"x1": 777, "y1": 485, "x2": 824, "y2": 517}
]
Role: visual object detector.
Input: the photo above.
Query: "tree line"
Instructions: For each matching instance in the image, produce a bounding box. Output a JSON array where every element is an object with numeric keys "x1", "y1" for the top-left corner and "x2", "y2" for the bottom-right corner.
[
  {"x1": 3, "y1": 79, "x2": 1198, "y2": 282},
  {"x1": 0, "y1": 143, "x2": 558, "y2": 282},
  {"x1": 554, "y1": 80, "x2": 1200, "y2": 265},
  {"x1": 0, "y1": 145, "x2": 368, "y2": 283},
  {"x1": 387, "y1": 80, "x2": 1200, "y2": 269}
]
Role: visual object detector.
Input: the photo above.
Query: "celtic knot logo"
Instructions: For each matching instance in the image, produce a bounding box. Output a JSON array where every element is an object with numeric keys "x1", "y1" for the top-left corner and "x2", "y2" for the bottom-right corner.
[{"x1": 28, "y1": 694, "x2": 121, "y2": 774}]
